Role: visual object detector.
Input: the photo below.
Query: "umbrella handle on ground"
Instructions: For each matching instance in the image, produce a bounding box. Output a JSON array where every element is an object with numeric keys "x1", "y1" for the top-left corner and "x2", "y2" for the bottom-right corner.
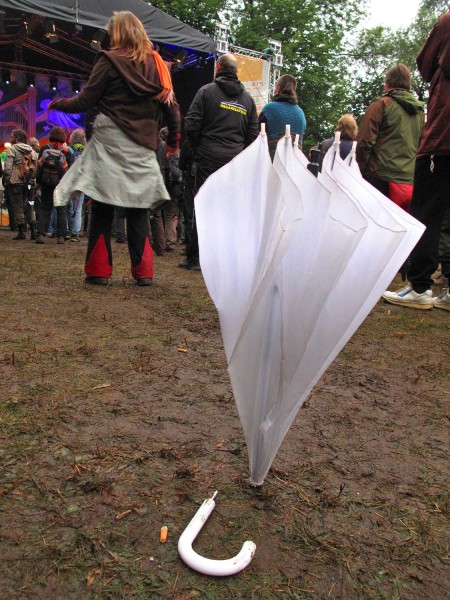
[{"x1": 178, "y1": 491, "x2": 256, "y2": 576}]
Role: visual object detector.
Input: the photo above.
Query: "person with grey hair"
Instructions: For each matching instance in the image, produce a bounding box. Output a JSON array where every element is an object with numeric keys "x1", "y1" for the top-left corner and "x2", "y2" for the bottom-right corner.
[
  {"x1": 66, "y1": 128, "x2": 87, "y2": 241},
  {"x1": 182, "y1": 53, "x2": 259, "y2": 270},
  {"x1": 69, "y1": 128, "x2": 86, "y2": 147},
  {"x1": 28, "y1": 138, "x2": 40, "y2": 153}
]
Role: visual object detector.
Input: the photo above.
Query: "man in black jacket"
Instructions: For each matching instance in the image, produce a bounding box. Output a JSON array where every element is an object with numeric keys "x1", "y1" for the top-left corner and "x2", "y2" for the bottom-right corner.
[{"x1": 181, "y1": 53, "x2": 259, "y2": 271}]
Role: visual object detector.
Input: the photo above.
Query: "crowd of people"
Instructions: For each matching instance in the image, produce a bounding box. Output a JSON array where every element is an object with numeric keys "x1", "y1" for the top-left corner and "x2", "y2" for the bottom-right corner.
[{"x1": 0, "y1": 8, "x2": 448, "y2": 310}]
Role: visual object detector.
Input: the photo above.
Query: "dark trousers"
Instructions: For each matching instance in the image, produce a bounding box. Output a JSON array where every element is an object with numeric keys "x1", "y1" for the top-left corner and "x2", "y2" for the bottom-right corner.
[
  {"x1": 3, "y1": 186, "x2": 15, "y2": 230},
  {"x1": 8, "y1": 185, "x2": 27, "y2": 228},
  {"x1": 408, "y1": 155, "x2": 450, "y2": 292},
  {"x1": 38, "y1": 187, "x2": 66, "y2": 237},
  {"x1": 149, "y1": 210, "x2": 166, "y2": 255},
  {"x1": 439, "y1": 201, "x2": 450, "y2": 279},
  {"x1": 182, "y1": 168, "x2": 196, "y2": 253},
  {"x1": 362, "y1": 175, "x2": 389, "y2": 198},
  {"x1": 113, "y1": 206, "x2": 126, "y2": 242},
  {"x1": 186, "y1": 159, "x2": 227, "y2": 263},
  {"x1": 85, "y1": 201, "x2": 153, "y2": 280}
]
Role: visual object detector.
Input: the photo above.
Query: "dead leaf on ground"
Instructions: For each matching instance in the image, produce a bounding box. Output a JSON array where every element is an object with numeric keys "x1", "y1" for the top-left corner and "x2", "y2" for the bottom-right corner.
[
  {"x1": 115, "y1": 509, "x2": 132, "y2": 520},
  {"x1": 92, "y1": 383, "x2": 111, "y2": 390},
  {"x1": 86, "y1": 567, "x2": 101, "y2": 588}
]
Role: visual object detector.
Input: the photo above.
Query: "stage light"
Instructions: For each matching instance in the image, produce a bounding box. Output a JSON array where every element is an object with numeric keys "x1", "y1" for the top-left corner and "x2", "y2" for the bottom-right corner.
[
  {"x1": 20, "y1": 19, "x2": 30, "y2": 34},
  {"x1": 72, "y1": 79, "x2": 80, "y2": 94},
  {"x1": 44, "y1": 20, "x2": 59, "y2": 44},
  {"x1": 173, "y1": 49, "x2": 188, "y2": 64},
  {"x1": 3, "y1": 70, "x2": 11, "y2": 84},
  {"x1": 90, "y1": 29, "x2": 106, "y2": 51},
  {"x1": 26, "y1": 73, "x2": 35, "y2": 87},
  {"x1": 49, "y1": 77, "x2": 57, "y2": 91}
]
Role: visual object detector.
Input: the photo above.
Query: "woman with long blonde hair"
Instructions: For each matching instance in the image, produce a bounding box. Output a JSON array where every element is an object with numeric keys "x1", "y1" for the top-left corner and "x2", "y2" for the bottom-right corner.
[{"x1": 49, "y1": 11, "x2": 180, "y2": 286}]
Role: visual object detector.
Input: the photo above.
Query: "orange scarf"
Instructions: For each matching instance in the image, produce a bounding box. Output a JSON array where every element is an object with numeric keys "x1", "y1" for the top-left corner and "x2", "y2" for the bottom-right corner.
[{"x1": 152, "y1": 50, "x2": 174, "y2": 104}]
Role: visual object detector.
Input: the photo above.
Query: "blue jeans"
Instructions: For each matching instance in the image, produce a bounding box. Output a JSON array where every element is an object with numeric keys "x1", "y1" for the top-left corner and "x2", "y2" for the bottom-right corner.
[
  {"x1": 48, "y1": 207, "x2": 57, "y2": 234},
  {"x1": 67, "y1": 192, "x2": 84, "y2": 236}
]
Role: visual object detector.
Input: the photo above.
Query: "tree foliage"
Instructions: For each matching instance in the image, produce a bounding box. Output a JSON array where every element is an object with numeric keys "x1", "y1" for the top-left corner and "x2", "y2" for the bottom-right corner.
[
  {"x1": 224, "y1": 0, "x2": 367, "y2": 145},
  {"x1": 150, "y1": 0, "x2": 448, "y2": 147},
  {"x1": 148, "y1": 0, "x2": 225, "y2": 35},
  {"x1": 350, "y1": 0, "x2": 449, "y2": 120}
]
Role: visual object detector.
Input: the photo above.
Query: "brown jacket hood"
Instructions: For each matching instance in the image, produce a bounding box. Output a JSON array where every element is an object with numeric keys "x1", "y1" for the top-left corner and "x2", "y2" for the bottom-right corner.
[{"x1": 100, "y1": 49, "x2": 163, "y2": 98}]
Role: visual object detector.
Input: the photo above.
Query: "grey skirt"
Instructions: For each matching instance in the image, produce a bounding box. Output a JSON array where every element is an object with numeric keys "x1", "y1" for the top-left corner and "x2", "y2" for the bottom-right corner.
[{"x1": 54, "y1": 113, "x2": 170, "y2": 210}]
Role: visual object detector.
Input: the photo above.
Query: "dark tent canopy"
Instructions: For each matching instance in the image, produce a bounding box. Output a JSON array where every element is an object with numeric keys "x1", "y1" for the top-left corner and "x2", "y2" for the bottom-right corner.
[
  {"x1": 0, "y1": 0, "x2": 216, "y2": 53},
  {"x1": 0, "y1": 0, "x2": 215, "y2": 132}
]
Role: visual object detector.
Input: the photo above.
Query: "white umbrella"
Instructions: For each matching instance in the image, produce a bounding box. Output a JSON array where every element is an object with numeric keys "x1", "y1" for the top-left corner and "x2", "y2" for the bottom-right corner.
[
  {"x1": 195, "y1": 132, "x2": 281, "y2": 363},
  {"x1": 195, "y1": 130, "x2": 425, "y2": 486}
]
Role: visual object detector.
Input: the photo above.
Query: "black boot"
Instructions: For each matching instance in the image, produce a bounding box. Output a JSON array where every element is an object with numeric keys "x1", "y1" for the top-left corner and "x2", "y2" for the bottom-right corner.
[
  {"x1": 12, "y1": 225, "x2": 26, "y2": 240},
  {"x1": 30, "y1": 223, "x2": 37, "y2": 240}
]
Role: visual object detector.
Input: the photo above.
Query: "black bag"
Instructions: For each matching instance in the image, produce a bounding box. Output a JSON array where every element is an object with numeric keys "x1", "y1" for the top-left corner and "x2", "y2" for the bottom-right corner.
[{"x1": 39, "y1": 148, "x2": 67, "y2": 187}]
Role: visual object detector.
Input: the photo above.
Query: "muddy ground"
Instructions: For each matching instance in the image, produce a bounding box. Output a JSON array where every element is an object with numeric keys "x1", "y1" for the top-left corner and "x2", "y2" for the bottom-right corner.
[{"x1": 0, "y1": 227, "x2": 448, "y2": 599}]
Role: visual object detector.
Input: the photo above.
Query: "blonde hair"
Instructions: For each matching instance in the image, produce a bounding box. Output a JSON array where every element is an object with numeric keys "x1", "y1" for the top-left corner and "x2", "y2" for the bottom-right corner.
[
  {"x1": 106, "y1": 11, "x2": 153, "y2": 63},
  {"x1": 336, "y1": 113, "x2": 358, "y2": 140}
]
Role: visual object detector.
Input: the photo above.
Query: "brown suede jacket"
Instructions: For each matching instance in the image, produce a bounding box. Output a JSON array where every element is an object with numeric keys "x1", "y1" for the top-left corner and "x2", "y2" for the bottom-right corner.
[
  {"x1": 416, "y1": 11, "x2": 450, "y2": 157},
  {"x1": 53, "y1": 49, "x2": 180, "y2": 151}
]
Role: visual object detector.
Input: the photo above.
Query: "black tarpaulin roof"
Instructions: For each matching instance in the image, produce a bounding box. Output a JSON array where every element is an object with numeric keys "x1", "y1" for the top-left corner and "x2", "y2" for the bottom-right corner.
[{"x1": 0, "y1": 0, "x2": 216, "y2": 53}]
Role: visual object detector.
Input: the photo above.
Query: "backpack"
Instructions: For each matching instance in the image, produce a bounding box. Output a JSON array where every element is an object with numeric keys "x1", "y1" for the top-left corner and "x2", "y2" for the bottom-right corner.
[
  {"x1": 18, "y1": 150, "x2": 35, "y2": 184},
  {"x1": 39, "y1": 147, "x2": 67, "y2": 188}
]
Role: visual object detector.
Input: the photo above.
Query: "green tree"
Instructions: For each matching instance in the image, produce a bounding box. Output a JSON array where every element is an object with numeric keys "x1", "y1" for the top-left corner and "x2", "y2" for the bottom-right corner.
[
  {"x1": 148, "y1": 0, "x2": 226, "y2": 35},
  {"x1": 150, "y1": 0, "x2": 369, "y2": 145},
  {"x1": 224, "y1": 0, "x2": 367, "y2": 146},
  {"x1": 350, "y1": 0, "x2": 448, "y2": 120}
]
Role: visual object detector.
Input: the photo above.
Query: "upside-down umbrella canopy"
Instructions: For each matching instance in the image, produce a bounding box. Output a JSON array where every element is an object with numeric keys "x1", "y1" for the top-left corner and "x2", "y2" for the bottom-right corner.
[
  {"x1": 195, "y1": 132, "x2": 425, "y2": 486},
  {"x1": 0, "y1": 0, "x2": 216, "y2": 53}
]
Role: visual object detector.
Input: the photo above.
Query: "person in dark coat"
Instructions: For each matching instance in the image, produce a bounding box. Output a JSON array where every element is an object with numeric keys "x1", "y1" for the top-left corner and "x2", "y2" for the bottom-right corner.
[{"x1": 182, "y1": 53, "x2": 259, "y2": 271}]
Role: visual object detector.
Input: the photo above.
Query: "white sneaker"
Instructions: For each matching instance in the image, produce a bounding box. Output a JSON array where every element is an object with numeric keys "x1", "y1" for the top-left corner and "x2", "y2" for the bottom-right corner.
[
  {"x1": 382, "y1": 285, "x2": 433, "y2": 310},
  {"x1": 433, "y1": 290, "x2": 450, "y2": 312}
]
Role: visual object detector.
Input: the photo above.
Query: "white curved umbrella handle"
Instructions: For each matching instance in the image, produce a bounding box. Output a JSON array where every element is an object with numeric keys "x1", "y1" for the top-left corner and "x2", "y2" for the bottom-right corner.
[{"x1": 178, "y1": 491, "x2": 256, "y2": 576}]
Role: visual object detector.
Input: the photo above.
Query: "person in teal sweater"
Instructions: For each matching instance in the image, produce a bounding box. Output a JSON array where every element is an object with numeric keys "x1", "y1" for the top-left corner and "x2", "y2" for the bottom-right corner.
[{"x1": 259, "y1": 74, "x2": 307, "y2": 160}]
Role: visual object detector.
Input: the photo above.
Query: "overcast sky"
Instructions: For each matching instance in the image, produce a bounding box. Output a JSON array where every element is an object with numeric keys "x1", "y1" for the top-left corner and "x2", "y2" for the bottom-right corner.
[{"x1": 365, "y1": 0, "x2": 421, "y2": 29}]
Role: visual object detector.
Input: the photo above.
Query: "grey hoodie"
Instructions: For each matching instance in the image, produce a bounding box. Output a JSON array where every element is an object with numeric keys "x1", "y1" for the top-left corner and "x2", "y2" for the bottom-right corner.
[{"x1": 3, "y1": 143, "x2": 38, "y2": 186}]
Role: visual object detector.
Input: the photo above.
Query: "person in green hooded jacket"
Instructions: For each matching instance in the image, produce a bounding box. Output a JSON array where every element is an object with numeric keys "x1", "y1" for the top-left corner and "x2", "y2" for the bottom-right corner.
[{"x1": 356, "y1": 63, "x2": 424, "y2": 210}]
